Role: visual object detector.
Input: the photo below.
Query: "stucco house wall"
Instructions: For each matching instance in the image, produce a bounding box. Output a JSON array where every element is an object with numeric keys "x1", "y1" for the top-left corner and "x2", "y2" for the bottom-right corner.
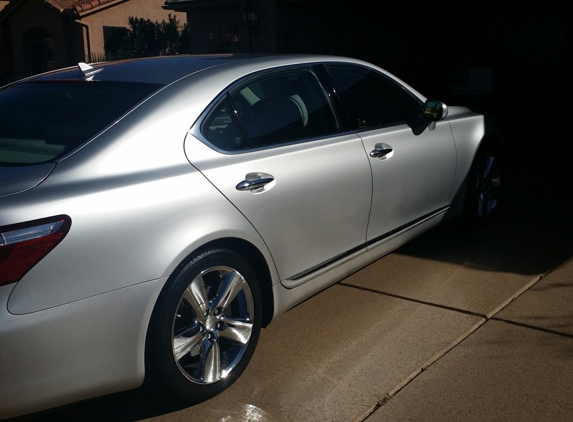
[
  {"x1": 77, "y1": 0, "x2": 179, "y2": 60},
  {"x1": 0, "y1": 0, "x2": 177, "y2": 83}
]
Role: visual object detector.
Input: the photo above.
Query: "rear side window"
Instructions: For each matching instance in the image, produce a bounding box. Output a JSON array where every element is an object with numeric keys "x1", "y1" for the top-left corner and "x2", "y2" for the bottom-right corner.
[
  {"x1": 201, "y1": 68, "x2": 340, "y2": 151},
  {"x1": 0, "y1": 81, "x2": 161, "y2": 165},
  {"x1": 201, "y1": 96, "x2": 247, "y2": 151}
]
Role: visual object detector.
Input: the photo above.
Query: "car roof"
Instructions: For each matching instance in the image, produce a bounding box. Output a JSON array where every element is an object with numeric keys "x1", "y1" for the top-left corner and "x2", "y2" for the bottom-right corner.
[
  {"x1": 6, "y1": 54, "x2": 426, "y2": 103},
  {"x1": 22, "y1": 54, "x2": 352, "y2": 86},
  {"x1": 31, "y1": 54, "x2": 265, "y2": 85},
  {"x1": 9, "y1": 53, "x2": 426, "y2": 108}
]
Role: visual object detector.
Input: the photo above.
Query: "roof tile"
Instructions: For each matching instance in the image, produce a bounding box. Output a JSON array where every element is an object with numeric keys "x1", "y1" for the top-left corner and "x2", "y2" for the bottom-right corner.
[{"x1": 44, "y1": 0, "x2": 119, "y2": 13}]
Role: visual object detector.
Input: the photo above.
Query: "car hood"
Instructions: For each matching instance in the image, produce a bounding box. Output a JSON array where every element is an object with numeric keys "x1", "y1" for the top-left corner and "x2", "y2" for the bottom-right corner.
[{"x1": 0, "y1": 163, "x2": 55, "y2": 198}]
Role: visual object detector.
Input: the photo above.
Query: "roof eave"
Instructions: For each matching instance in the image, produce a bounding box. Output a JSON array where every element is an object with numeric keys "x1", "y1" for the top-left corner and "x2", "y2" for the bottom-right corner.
[{"x1": 163, "y1": 0, "x2": 239, "y2": 11}]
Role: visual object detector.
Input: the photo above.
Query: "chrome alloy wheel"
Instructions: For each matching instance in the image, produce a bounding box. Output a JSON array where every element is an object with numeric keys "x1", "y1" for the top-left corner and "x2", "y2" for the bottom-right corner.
[
  {"x1": 171, "y1": 266, "x2": 255, "y2": 384},
  {"x1": 469, "y1": 152, "x2": 501, "y2": 218}
]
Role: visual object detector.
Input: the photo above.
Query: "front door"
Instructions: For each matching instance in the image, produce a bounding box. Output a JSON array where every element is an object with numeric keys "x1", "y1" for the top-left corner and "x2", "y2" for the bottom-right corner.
[{"x1": 323, "y1": 64, "x2": 456, "y2": 243}]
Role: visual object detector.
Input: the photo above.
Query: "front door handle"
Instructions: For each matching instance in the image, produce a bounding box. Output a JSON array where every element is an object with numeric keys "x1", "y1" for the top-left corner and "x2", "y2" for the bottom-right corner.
[{"x1": 236, "y1": 176, "x2": 274, "y2": 191}]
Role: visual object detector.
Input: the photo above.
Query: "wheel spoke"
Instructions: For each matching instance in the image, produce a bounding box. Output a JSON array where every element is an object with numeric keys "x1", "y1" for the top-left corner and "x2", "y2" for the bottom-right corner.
[
  {"x1": 482, "y1": 155, "x2": 494, "y2": 179},
  {"x1": 173, "y1": 330, "x2": 203, "y2": 361},
  {"x1": 212, "y1": 271, "x2": 244, "y2": 312},
  {"x1": 169, "y1": 261, "x2": 257, "y2": 386},
  {"x1": 469, "y1": 151, "x2": 501, "y2": 219},
  {"x1": 183, "y1": 276, "x2": 209, "y2": 323},
  {"x1": 198, "y1": 337, "x2": 221, "y2": 383},
  {"x1": 218, "y1": 318, "x2": 253, "y2": 345},
  {"x1": 477, "y1": 193, "x2": 485, "y2": 217}
]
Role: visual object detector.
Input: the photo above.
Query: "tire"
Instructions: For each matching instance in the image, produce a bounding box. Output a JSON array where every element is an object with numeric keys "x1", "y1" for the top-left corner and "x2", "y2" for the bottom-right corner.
[
  {"x1": 465, "y1": 142, "x2": 503, "y2": 221},
  {"x1": 146, "y1": 248, "x2": 262, "y2": 402}
]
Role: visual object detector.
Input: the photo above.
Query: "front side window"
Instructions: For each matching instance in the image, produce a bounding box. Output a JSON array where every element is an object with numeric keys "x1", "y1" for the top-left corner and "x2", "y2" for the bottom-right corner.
[
  {"x1": 0, "y1": 81, "x2": 160, "y2": 165},
  {"x1": 325, "y1": 65, "x2": 423, "y2": 130}
]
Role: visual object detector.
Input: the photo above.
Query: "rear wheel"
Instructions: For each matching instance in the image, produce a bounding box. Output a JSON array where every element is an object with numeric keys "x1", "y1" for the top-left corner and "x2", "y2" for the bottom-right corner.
[
  {"x1": 466, "y1": 143, "x2": 503, "y2": 221},
  {"x1": 146, "y1": 248, "x2": 261, "y2": 401}
]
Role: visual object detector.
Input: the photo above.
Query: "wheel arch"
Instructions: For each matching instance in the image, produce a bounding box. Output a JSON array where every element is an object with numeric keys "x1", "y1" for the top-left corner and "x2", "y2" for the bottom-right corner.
[
  {"x1": 143, "y1": 237, "x2": 271, "y2": 399},
  {"x1": 461, "y1": 129, "x2": 506, "y2": 221},
  {"x1": 155, "y1": 236, "x2": 275, "y2": 329},
  {"x1": 446, "y1": 115, "x2": 506, "y2": 220},
  {"x1": 198, "y1": 237, "x2": 275, "y2": 328},
  {"x1": 480, "y1": 115, "x2": 507, "y2": 164},
  {"x1": 482, "y1": 135, "x2": 506, "y2": 158},
  {"x1": 475, "y1": 130, "x2": 507, "y2": 186}
]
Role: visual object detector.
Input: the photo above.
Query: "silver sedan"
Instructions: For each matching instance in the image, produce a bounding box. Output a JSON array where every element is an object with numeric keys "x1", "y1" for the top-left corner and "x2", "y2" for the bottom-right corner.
[{"x1": 0, "y1": 54, "x2": 503, "y2": 419}]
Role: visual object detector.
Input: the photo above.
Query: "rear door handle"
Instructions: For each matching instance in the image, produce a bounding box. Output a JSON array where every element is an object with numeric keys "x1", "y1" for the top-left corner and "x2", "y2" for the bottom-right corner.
[
  {"x1": 236, "y1": 176, "x2": 274, "y2": 191},
  {"x1": 369, "y1": 143, "x2": 393, "y2": 159}
]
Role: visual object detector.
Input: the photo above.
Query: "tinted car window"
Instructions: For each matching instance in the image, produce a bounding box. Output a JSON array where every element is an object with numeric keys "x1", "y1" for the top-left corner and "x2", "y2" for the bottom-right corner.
[
  {"x1": 325, "y1": 65, "x2": 422, "y2": 130},
  {"x1": 230, "y1": 69, "x2": 340, "y2": 148},
  {"x1": 201, "y1": 96, "x2": 247, "y2": 151},
  {"x1": 0, "y1": 81, "x2": 160, "y2": 165}
]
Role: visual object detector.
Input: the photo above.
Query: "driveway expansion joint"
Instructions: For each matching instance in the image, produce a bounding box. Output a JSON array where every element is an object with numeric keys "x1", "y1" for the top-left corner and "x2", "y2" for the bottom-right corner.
[
  {"x1": 344, "y1": 258, "x2": 570, "y2": 422},
  {"x1": 491, "y1": 317, "x2": 573, "y2": 339},
  {"x1": 338, "y1": 282, "x2": 487, "y2": 319}
]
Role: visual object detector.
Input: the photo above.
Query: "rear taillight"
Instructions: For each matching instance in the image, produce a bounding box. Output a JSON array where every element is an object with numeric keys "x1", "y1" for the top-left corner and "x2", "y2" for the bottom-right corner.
[{"x1": 0, "y1": 215, "x2": 71, "y2": 286}]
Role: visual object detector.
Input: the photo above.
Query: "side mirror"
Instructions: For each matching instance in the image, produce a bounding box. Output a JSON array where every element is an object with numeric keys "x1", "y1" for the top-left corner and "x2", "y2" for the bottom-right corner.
[{"x1": 423, "y1": 100, "x2": 448, "y2": 121}]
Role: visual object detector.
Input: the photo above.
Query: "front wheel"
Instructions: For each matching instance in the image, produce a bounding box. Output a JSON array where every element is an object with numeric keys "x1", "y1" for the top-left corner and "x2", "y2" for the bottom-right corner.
[
  {"x1": 146, "y1": 248, "x2": 262, "y2": 402},
  {"x1": 465, "y1": 143, "x2": 503, "y2": 221}
]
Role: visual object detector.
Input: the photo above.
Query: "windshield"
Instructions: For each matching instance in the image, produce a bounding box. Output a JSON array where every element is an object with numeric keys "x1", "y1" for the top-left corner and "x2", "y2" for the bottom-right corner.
[{"x1": 0, "y1": 80, "x2": 161, "y2": 166}]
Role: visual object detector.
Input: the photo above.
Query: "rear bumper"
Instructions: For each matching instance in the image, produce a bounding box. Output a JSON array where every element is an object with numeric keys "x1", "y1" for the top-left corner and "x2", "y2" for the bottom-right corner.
[{"x1": 0, "y1": 277, "x2": 166, "y2": 420}]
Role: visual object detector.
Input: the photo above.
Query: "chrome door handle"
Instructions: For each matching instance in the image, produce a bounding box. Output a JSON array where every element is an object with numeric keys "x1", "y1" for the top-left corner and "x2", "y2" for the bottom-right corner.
[
  {"x1": 370, "y1": 148, "x2": 393, "y2": 158},
  {"x1": 236, "y1": 177, "x2": 274, "y2": 191},
  {"x1": 370, "y1": 143, "x2": 393, "y2": 159}
]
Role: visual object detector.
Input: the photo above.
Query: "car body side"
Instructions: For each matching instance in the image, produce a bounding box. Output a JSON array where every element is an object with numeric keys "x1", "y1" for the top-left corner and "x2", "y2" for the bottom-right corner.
[{"x1": 0, "y1": 55, "x2": 486, "y2": 419}]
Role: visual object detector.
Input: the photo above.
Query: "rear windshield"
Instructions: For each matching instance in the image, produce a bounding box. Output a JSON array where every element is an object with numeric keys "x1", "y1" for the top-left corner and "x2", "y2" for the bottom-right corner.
[{"x1": 0, "y1": 80, "x2": 161, "y2": 166}]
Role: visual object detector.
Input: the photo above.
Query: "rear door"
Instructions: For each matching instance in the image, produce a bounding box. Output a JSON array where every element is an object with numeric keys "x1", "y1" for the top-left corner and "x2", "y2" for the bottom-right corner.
[{"x1": 188, "y1": 67, "x2": 372, "y2": 282}]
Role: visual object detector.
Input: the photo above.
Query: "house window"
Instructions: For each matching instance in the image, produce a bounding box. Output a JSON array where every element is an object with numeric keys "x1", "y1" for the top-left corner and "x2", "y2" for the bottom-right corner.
[
  {"x1": 208, "y1": 23, "x2": 241, "y2": 53},
  {"x1": 23, "y1": 28, "x2": 55, "y2": 76},
  {"x1": 103, "y1": 26, "x2": 129, "y2": 60}
]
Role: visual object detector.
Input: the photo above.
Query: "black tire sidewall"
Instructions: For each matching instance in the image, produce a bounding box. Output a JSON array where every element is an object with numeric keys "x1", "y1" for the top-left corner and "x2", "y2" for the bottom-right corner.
[
  {"x1": 465, "y1": 142, "x2": 505, "y2": 223},
  {"x1": 146, "y1": 248, "x2": 262, "y2": 402}
]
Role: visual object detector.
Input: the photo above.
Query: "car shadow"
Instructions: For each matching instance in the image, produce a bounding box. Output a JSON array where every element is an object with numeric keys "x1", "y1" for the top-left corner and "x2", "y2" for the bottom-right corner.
[
  {"x1": 11, "y1": 387, "x2": 192, "y2": 422},
  {"x1": 396, "y1": 118, "x2": 573, "y2": 277}
]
